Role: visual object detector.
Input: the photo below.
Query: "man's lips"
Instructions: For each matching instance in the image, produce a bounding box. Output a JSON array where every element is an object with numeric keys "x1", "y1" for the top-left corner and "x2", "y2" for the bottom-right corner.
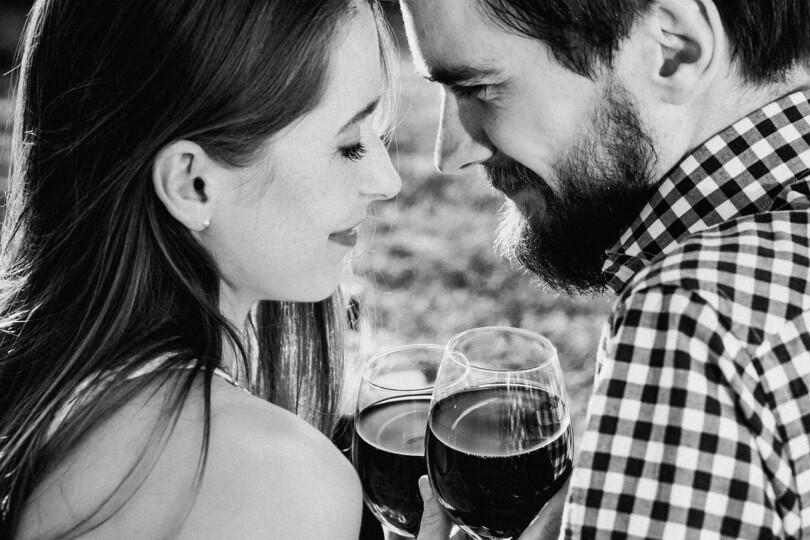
[
  {"x1": 484, "y1": 156, "x2": 546, "y2": 199},
  {"x1": 486, "y1": 169, "x2": 527, "y2": 198},
  {"x1": 490, "y1": 179, "x2": 522, "y2": 198}
]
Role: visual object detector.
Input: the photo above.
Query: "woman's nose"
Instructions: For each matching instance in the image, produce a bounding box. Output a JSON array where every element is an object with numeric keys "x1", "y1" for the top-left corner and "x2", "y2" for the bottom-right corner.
[{"x1": 361, "y1": 136, "x2": 401, "y2": 201}]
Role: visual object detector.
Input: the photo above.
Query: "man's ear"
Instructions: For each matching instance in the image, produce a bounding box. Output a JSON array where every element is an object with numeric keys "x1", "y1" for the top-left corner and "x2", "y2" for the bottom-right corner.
[
  {"x1": 152, "y1": 140, "x2": 213, "y2": 232},
  {"x1": 623, "y1": 0, "x2": 725, "y2": 105}
]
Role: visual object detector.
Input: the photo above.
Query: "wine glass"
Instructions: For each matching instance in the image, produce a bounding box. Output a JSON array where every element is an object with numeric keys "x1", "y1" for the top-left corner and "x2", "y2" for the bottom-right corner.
[
  {"x1": 352, "y1": 344, "x2": 445, "y2": 538},
  {"x1": 425, "y1": 327, "x2": 574, "y2": 540}
]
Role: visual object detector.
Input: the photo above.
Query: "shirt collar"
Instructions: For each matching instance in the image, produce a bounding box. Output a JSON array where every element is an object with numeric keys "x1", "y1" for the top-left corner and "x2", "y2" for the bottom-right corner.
[{"x1": 603, "y1": 90, "x2": 810, "y2": 294}]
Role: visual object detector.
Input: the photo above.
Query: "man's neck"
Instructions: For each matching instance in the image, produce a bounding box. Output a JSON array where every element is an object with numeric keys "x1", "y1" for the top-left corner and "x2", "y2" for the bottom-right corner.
[
  {"x1": 645, "y1": 67, "x2": 810, "y2": 184},
  {"x1": 689, "y1": 67, "x2": 810, "y2": 155}
]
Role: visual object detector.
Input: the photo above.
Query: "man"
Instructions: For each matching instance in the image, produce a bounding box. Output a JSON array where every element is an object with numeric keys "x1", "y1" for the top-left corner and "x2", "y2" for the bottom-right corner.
[{"x1": 400, "y1": 0, "x2": 810, "y2": 538}]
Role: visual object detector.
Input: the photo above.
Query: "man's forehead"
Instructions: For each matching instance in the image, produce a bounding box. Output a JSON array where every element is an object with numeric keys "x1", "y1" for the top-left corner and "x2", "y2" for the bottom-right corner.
[
  {"x1": 401, "y1": 0, "x2": 502, "y2": 79},
  {"x1": 400, "y1": 0, "x2": 481, "y2": 31}
]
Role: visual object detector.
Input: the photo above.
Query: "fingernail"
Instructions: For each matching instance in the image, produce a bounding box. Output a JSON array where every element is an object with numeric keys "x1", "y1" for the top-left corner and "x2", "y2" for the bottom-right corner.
[{"x1": 418, "y1": 476, "x2": 432, "y2": 500}]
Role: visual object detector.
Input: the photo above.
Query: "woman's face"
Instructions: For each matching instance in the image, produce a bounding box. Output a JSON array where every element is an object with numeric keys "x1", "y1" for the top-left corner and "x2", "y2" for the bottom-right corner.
[{"x1": 205, "y1": 2, "x2": 400, "y2": 321}]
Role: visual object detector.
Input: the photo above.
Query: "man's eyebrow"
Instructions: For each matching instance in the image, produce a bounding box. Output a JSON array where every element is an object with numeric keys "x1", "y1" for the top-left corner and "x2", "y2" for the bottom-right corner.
[
  {"x1": 339, "y1": 96, "x2": 381, "y2": 134},
  {"x1": 424, "y1": 65, "x2": 500, "y2": 86}
]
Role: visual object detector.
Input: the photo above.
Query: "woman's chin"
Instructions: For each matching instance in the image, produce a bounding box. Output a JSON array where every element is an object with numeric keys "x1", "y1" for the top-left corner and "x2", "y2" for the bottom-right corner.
[{"x1": 263, "y1": 283, "x2": 340, "y2": 304}]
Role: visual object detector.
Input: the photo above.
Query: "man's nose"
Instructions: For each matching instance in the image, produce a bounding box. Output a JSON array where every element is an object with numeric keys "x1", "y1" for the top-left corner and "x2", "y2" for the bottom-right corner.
[{"x1": 435, "y1": 90, "x2": 494, "y2": 174}]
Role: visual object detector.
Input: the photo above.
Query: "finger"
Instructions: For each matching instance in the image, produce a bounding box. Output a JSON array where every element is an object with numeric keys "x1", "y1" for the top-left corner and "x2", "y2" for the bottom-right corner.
[
  {"x1": 519, "y1": 477, "x2": 570, "y2": 540},
  {"x1": 416, "y1": 476, "x2": 454, "y2": 540}
]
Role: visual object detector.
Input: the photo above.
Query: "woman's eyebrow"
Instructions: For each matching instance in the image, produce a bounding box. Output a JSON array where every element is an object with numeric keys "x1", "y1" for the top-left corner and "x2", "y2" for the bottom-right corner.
[{"x1": 338, "y1": 95, "x2": 382, "y2": 134}]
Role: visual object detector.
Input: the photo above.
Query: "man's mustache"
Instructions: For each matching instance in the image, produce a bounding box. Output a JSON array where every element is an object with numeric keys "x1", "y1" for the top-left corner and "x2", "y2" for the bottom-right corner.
[{"x1": 484, "y1": 156, "x2": 548, "y2": 198}]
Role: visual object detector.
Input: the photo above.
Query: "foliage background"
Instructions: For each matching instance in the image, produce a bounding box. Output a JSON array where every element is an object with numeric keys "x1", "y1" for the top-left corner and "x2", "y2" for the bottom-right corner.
[{"x1": 0, "y1": 4, "x2": 614, "y2": 439}]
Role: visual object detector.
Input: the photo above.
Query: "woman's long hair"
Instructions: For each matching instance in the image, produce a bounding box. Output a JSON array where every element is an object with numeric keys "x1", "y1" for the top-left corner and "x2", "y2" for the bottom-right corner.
[{"x1": 0, "y1": 0, "x2": 396, "y2": 537}]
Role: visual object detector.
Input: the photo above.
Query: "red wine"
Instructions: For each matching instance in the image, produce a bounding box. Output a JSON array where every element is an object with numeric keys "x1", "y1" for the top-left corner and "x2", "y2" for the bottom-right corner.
[
  {"x1": 353, "y1": 396, "x2": 430, "y2": 537},
  {"x1": 426, "y1": 384, "x2": 573, "y2": 539}
]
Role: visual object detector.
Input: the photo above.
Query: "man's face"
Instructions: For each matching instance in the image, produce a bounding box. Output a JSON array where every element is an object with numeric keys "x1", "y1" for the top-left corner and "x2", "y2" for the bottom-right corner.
[{"x1": 400, "y1": 0, "x2": 658, "y2": 295}]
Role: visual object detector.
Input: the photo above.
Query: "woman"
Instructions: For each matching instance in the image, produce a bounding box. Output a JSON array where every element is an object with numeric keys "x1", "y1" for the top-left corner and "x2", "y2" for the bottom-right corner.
[{"x1": 0, "y1": 0, "x2": 400, "y2": 537}]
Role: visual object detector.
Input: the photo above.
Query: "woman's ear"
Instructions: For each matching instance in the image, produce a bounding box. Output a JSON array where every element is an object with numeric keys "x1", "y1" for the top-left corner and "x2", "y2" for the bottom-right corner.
[
  {"x1": 152, "y1": 140, "x2": 213, "y2": 232},
  {"x1": 620, "y1": 0, "x2": 726, "y2": 105}
]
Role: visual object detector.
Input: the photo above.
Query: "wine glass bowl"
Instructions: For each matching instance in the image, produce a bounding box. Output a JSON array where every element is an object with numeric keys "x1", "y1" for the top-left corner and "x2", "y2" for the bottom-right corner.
[
  {"x1": 352, "y1": 344, "x2": 445, "y2": 538},
  {"x1": 426, "y1": 327, "x2": 574, "y2": 540}
]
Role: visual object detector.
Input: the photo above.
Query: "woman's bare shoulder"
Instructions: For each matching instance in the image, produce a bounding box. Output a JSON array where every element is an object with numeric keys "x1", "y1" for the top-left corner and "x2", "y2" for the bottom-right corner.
[
  {"x1": 177, "y1": 380, "x2": 364, "y2": 539},
  {"x1": 18, "y1": 377, "x2": 362, "y2": 540}
]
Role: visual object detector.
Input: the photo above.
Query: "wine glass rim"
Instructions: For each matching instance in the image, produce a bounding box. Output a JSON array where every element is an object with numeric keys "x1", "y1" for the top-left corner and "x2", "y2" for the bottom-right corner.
[
  {"x1": 361, "y1": 343, "x2": 446, "y2": 391},
  {"x1": 445, "y1": 326, "x2": 558, "y2": 372}
]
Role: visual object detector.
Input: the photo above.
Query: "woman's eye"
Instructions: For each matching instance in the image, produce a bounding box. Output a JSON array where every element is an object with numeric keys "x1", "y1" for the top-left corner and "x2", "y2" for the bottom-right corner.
[{"x1": 340, "y1": 142, "x2": 367, "y2": 162}]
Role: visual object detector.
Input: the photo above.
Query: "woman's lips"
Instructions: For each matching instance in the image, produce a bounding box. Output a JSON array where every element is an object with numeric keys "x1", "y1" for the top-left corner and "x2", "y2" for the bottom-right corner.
[{"x1": 328, "y1": 227, "x2": 359, "y2": 247}]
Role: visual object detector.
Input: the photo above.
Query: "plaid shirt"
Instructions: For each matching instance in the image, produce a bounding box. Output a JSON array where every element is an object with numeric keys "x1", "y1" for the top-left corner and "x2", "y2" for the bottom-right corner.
[{"x1": 564, "y1": 91, "x2": 810, "y2": 539}]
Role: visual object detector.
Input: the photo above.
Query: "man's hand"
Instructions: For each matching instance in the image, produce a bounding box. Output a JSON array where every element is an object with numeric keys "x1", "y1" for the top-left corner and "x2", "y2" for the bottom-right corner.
[
  {"x1": 383, "y1": 476, "x2": 468, "y2": 540},
  {"x1": 518, "y1": 477, "x2": 569, "y2": 540},
  {"x1": 410, "y1": 476, "x2": 570, "y2": 540},
  {"x1": 413, "y1": 476, "x2": 458, "y2": 540}
]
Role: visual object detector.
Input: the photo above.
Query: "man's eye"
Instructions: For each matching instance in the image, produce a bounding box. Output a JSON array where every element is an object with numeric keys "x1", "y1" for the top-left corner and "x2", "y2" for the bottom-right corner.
[{"x1": 450, "y1": 84, "x2": 488, "y2": 100}]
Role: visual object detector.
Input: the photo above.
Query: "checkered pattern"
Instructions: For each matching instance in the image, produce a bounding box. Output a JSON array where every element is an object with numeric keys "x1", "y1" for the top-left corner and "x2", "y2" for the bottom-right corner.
[
  {"x1": 564, "y1": 91, "x2": 810, "y2": 539},
  {"x1": 548, "y1": 423, "x2": 574, "y2": 482},
  {"x1": 536, "y1": 396, "x2": 575, "y2": 481}
]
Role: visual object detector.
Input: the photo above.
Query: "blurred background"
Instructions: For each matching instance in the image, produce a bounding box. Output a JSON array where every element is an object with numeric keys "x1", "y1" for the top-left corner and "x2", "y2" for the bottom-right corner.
[{"x1": 0, "y1": 3, "x2": 612, "y2": 438}]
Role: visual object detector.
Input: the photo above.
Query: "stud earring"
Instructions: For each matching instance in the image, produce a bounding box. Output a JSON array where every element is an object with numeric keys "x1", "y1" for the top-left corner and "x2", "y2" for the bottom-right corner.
[{"x1": 201, "y1": 218, "x2": 211, "y2": 229}]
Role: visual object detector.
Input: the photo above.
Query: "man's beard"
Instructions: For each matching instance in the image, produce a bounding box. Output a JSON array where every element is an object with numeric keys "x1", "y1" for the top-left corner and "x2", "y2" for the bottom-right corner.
[{"x1": 488, "y1": 82, "x2": 657, "y2": 296}]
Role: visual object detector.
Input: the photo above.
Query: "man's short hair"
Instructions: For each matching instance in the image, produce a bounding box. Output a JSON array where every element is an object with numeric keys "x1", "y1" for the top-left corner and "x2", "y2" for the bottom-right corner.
[{"x1": 477, "y1": 0, "x2": 810, "y2": 84}]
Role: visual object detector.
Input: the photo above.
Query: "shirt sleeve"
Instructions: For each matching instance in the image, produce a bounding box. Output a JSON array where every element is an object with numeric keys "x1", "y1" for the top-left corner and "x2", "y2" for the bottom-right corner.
[{"x1": 563, "y1": 284, "x2": 783, "y2": 539}]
